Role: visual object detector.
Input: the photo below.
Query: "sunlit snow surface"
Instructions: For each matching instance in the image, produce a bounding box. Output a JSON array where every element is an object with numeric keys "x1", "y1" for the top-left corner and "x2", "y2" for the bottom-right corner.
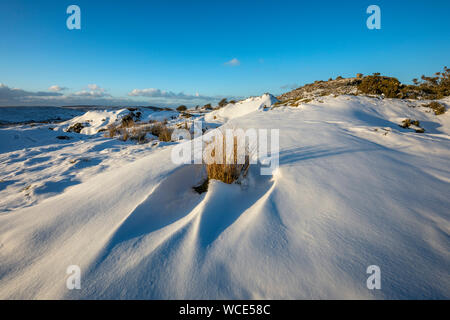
[{"x1": 0, "y1": 95, "x2": 449, "y2": 299}]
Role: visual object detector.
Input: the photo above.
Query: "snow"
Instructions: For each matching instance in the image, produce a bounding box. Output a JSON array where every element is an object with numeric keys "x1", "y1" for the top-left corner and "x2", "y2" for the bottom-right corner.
[
  {"x1": 0, "y1": 95, "x2": 449, "y2": 299},
  {"x1": 56, "y1": 108, "x2": 179, "y2": 135},
  {"x1": 205, "y1": 93, "x2": 278, "y2": 123}
]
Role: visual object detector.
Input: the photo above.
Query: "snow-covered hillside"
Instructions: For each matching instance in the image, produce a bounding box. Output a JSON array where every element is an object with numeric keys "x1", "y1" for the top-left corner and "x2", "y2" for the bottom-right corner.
[{"x1": 0, "y1": 95, "x2": 449, "y2": 299}]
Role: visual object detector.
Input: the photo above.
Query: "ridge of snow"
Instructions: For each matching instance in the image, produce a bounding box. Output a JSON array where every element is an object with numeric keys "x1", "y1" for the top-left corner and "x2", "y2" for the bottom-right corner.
[
  {"x1": 205, "y1": 93, "x2": 279, "y2": 123},
  {"x1": 56, "y1": 108, "x2": 179, "y2": 135}
]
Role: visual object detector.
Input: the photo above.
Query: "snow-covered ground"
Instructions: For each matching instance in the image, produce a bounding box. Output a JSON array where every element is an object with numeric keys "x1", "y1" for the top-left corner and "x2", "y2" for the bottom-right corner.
[{"x1": 0, "y1": 95, "x2": 449, "y2": 299}]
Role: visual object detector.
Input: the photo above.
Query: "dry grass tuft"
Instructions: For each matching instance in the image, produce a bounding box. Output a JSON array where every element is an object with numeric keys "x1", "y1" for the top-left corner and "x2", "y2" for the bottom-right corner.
[
  {"x1": 205, "y1": 136, "x2": 250, "y2": 184},
  {"x1": 105, "y1": 120, "x2": 174, "y2": 143}
]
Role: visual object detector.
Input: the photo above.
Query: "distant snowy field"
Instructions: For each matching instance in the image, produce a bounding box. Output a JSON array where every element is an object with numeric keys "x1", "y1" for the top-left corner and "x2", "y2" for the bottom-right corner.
[{"x1": 0, "y1": 95, "x2": 449, "y2": 299}]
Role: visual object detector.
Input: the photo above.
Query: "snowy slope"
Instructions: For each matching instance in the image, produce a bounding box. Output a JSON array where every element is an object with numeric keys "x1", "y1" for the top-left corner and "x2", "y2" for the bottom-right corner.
[
  {"x1": 205, "y1": 93, "x2": 278, "y2": 123},
  {"x1": 57, "y1": 108, "x2": 179, "y2": 135},
  {"x1": 0, "y1": 95, "x2": 449, "y2": 299}
]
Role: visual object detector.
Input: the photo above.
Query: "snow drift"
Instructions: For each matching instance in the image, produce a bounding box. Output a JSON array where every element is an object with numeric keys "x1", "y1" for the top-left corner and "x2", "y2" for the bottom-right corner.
[
  {"x1": 0, "y1": 94, "x2": 449, "y2": 299},
  {"x1": 205, "y1": 93, "x2": 278, "y2": 123}
]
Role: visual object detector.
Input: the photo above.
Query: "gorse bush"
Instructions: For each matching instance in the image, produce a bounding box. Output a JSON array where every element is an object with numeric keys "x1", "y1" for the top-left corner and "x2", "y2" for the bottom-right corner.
[
  {"x1": 67, "y1": 123, "x2": 85, "y2": 133},
  {"x1": 218, "y1": 98, "x2": 228, "y2": 107},
  {"x1": 176, "y1": 105, "x2": 187, "y2": 112},
  {"x1": 278, "y1": 67, "x2": 450, "y2": 103},
  {"x1": 358, "y1": 75, "x2": 401, "y2": 98},
  {"x1": 416, "y1": 67, "x2": 450, "y2": 99},
  {"x1": 358, "y1": 67, "x2": 450, "y2": 99},
  {"x1": 399, "y1": 119, "x2": 425, "y2": 133},
  {"x1": 423, "y1": 101, "x2": 446, "y2": 115}
]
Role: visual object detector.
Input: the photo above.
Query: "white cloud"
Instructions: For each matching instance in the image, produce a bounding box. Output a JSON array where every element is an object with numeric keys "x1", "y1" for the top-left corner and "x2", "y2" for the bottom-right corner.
[
  {"x1": 224, "y1": 58, "x2": 240, "y2": 66},
  {"x1": 0, "y1": 83, "x2": 63, "y2": 103},
  {"x1": 129, "y1": 88, "x2": 207, "y2": 100},
  {"x1": 0, "y1": 83, "x2": 225, "y2": 107},
  {"x1": 73, "y1": 84, "x2": 110, "y2": 98},
  {"x1": 48, "y1": 85, "x2": 67, "y2": 92}
]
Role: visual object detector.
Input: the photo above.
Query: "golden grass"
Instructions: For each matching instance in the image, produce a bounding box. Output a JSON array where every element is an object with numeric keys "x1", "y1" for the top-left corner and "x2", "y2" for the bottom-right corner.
[{"x1": 205, "y1": 136, "x2": 250, "y2": 184}]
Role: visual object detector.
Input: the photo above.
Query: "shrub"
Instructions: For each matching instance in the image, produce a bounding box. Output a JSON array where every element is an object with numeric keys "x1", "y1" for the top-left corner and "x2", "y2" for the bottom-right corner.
[
  {"x1": 357, "y1": 75, "x2": 401, "y2": 98},
  {"x1": 203, "y1": 103, "x2": 213, "y2": 110},
  {"x1": 218, "y1": 98, "x2": 228, "y2": 107},
  {"x1": 400, "y1": 119, "x2": 420, "y2": 128},
  {"x1": 121, "y1": 114, "x2": 135, "y2": 127},
  {"x1": 158, "y1": 126, "x2": 173, "y2": 142},
  {"x1": 121, "y1": 129, "x2": 129, "y2": 141},
  {"x1": 67, "y1": 123, "x2": 85, "y2": 133},
  {"x1": 129, "y1": 126, "x2": 148, "y2": 144},
  {"x1": 423, "y1": 101, "x2": 446, "y2": 115},
  {"x1": 176, "y1": 105, "x2": 187, "y2": 112},
  {"x1": 106, "y1": 123, "x2": 118, "y2": 138},
  {"x1": 336, "y1": 76, "x2": 343, "y2": 80},
  {"x1": 149, "y1": 122, "x2": 173, "y2": 141},
  {"x1": 356, "y1": 73, "x2": 363, "y2": 79},
  {"x1": 399, "y1": 119, "x2": 424, "y2": 132}
]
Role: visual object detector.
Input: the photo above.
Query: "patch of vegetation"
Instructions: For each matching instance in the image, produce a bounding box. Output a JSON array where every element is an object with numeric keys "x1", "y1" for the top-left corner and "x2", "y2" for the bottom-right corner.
[
  {"x1": 149, "y1": 122, "x2": 173, "y2": 142},
  {"x1": 358, "y1": 75, "x2": 401, "y2": 98},
  {"x1": 176, "y1": 105, "x2": 187, "y2": 112},
  {"x1": 218, "y1": 98, "x2": 228, "y2": 107},
  {"x1": 205, "y1": 136, "x2": 250, "y2": 184},
  {"x1": 67, "y1": 123, "x2": 85, "y2": 133},
  {"x1": 400, "y1": 119, "x2": 420, "y2": 128},
  {"x1": 422, "y1": 101, "x2": 446, "y2": 115},
  {"x1": 278, "y1": 67, "x2": 450, "y2": 103},
  {"x1": 56, "y1": 135, "x2": 71, "y2": 140},
  {"x1": 400, "y1": 119, "x2": 425, "y2": 133},
  {"x1": 121, "y1": 114, "x2": 135, "y2": 127},
  {"x1": 106, "y1": 123, "x2": 118, "y2": 138}
]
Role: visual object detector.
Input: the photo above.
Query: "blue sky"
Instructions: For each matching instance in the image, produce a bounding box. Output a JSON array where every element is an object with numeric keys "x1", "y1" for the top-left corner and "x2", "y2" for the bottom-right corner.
[{"x1": 1, "y1": 0, "x2": 450, "y2": 106}]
